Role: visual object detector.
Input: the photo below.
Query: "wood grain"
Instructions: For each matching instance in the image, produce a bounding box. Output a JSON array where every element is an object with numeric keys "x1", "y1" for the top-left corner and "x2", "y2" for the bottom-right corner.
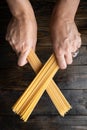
[
  {"x1": 0, "y1": 90, "x2": 87, "y2": 115},
  {"x1": 0, "y1": 0, "x2": 87, "y2": 129}
]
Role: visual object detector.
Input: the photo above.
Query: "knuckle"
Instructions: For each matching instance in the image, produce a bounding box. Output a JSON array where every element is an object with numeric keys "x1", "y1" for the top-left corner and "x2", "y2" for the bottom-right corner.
[
  {"x1": 67, "y1": 58, "x2": 73, "y2": 65},
  {"x1": 57, "y1": 47, "x2": 63, "y2": 56},
  {"x1": 66, "y1": 47, "x2": 70, "y2": 53},
  {"x1": 68, "y1": 59, "x2": 73, "y2": 64}
]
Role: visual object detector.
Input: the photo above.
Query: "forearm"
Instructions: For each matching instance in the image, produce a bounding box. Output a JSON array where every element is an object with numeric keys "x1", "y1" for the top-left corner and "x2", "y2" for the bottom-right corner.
[
  {"x1": 54, "y1": 0, "x2": 80, "y2": 21},
  {"x1": 6, "y1": 0, "x2": 34, "y2": 19}
]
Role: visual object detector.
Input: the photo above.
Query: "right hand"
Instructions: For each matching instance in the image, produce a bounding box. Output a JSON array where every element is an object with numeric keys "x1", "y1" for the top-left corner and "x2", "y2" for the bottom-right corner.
[
  {"x1": 6, "y1": 12, "x2": 37, "y2": 66},
  {"x1": 50, "y1": 19, "x2": 81, "y2": 69}
]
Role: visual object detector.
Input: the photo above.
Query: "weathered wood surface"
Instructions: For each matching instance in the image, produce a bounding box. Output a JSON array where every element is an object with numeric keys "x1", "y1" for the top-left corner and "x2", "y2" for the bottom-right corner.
[
  {"x1": 0, "y1": 90, "x2": 87, "y2": 115},
  {"x1": 0, "y1": 116, "x2": 87, "y2": 130},
  {"x1": 1, "y1": 63, "x2": 87, "y2": 90},
  {"x1": 0, "y1": 0, "x2": 87, "y2": 130}
]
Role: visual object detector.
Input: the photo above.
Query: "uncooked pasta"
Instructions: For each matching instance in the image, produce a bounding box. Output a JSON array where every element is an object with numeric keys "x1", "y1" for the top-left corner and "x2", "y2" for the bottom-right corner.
[{"x1": 12, "y1": 50, "x2": 72, "y2": 122}]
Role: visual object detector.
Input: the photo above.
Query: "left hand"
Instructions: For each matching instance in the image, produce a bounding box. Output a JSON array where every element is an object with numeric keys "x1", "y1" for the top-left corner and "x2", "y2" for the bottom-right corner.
[{"x1": 6, "y1": 15, "x2": 37, "y2": 66}]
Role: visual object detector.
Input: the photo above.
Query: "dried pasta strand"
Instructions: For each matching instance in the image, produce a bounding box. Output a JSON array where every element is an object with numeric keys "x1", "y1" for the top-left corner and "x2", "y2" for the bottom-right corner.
[
  {"x1": 12, "y1": 50, "x2": 72, "y2": 122},
  {"x1": 18, "y1": 55, "x2": 56, "y2": 115},
  {"x1": 13, "y1": 54, "x2": 55, "y2": 113},
  {"x1": 27, "y1": 50, "x2": 72, "y2": 115},
  {"x1": 12, "y1": 54, "x2": 58, "y2": 120},
  {"x1": 21, "y1": 61, "x2": 58, "y2": 121}
]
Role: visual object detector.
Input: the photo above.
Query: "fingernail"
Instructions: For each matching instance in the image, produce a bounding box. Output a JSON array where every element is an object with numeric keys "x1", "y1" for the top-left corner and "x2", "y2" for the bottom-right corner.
[
  {"x1": 61, "y1": 64, "x2": 67, "y2": 69},
  {"x1": 18, "y1": 56, "x2": 27, "y2": 66}
]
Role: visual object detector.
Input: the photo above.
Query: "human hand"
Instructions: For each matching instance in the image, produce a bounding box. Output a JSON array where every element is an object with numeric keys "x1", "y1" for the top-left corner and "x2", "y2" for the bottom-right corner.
[
  {"x1": 50, "y1": 16, "x2": 81, "y2": 69},
  {"x1": 6, "y1": 13, "x2": 37, "y2": 66}
]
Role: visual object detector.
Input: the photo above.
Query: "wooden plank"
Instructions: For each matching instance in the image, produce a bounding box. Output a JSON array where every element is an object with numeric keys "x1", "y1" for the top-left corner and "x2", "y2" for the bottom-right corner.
[
  {"x1": 1, "y1": 64, "x2": 87, "y2": 89},
  {"x1": 20, "y1": 115, "x2": 87, "y2": 126},
  {"x1": 0, "y1": 115, "x2": 87, "y2": 127},
  {"x1": 0, "y1": 90, "x2": 87, "y2": 115},
  {"x1": 55, "y1": 66, "x2": 87, "y2": 89},
  {"x1": 80, "y1": 30, "x2": 87, "y2": 45}
]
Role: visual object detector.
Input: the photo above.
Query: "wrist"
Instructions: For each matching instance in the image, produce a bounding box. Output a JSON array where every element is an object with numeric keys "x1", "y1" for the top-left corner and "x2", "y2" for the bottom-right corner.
[
  {"x1": 12, "y1": 7, "x2": 35, "y2": 20},
  {"x1": 7, "y1": 0, "x2": 35, "y2": 20},
  {"x1": 52, "y1": 0, "x2": 80, "y2": 22},
  {"x1": 52, "y1": 6, "x2": 75, "y2": 22},
  {"x1": 12, "y1": 8, "x2": 36, "y2": 24}
]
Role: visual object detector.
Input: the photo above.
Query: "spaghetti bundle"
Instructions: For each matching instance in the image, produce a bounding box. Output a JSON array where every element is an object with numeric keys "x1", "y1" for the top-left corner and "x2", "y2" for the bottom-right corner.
[
  {"x1": 28, "y1": 50, "x2": 72, "y2": 114},
  {"x1": 12, "y1": 50, "x2": 72, "y2": 122}
]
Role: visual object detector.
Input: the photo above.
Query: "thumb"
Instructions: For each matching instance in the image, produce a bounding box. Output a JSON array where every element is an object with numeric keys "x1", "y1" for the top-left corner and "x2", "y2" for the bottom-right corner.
[{"x1": 18, "y1": 50, "x2": 30, "y2": 66}]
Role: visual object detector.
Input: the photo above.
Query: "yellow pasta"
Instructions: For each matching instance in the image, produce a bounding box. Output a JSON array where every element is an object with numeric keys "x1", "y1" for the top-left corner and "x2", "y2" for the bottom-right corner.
[
  {"x1": 13, "y1": 54, "x2": 58, "y2": 120},
  {"x1": 27, "y1": 50, "x2": 71, "y2": 115},
  {"x1": 12, "y1": 50, "x2": 72, "y2": 122},
  {"x1": 21, "y1": 60, "x2": 58, "y2": 121}
]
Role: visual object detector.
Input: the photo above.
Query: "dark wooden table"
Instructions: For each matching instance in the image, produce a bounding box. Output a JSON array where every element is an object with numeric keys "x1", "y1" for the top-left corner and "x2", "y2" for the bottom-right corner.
[{"x1": 0, "y1": 0, "x2": 87, "y2": 130}]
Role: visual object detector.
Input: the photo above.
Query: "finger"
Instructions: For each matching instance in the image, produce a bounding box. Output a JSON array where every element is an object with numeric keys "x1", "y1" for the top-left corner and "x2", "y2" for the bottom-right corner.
[
  {"x1": 53, "y1": 44, "x2": 67, "y2": 69},
  {"x1": 5, "y1": 34, "x2": 11, "y2": 42},
  {"x1": 18, "y1": 50, "x2": 30, "y2": 66},
  {"x1": 71, "y1": 41, "x2": 77, "y2": 52},
  {"x1": 76, "y1": 36, "x2": 82, "y2": 48},
  {"x1": 18, "y1": 43, "x2": 36, "y2": 66},
  {"x1": 71, "y1": 39, "x2": 81, "y2": 53},
  {"x1": 65, "y1": 52, "x2": 73, "y2": 65},
  {"x1": 56, "y1": 54, "x2": 67, "y2": 69}
]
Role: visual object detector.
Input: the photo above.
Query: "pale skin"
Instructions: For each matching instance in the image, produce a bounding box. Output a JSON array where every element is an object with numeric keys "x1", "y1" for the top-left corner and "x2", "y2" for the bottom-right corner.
[{"x1": 6, "y1": 0, "x2": 81, "y2": 69}]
